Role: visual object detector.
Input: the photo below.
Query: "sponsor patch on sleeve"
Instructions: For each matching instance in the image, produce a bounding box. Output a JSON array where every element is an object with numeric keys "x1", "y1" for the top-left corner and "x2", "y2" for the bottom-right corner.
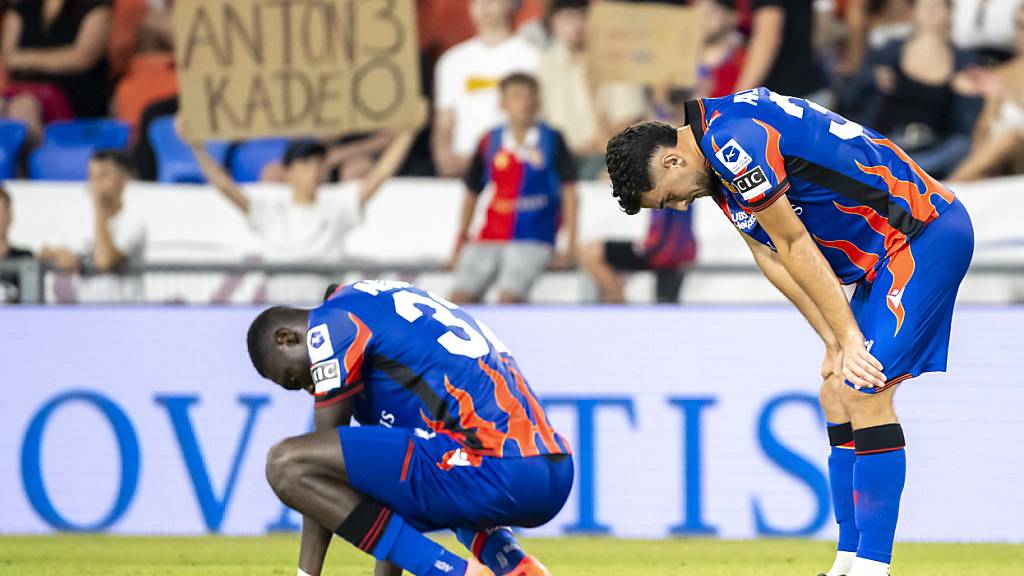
[
  {"x1": 311, "y1": 359, "x2": 342, "y2": 395},
  {"x1": 306, "y1": 323, "x2": 334, "y2": 363},
  {"x1": 732, "y1": 165, "x2": 773, "y2": 201},
  {"x1": 714, "y1": 139, "x2": 753, "y2": 175}
]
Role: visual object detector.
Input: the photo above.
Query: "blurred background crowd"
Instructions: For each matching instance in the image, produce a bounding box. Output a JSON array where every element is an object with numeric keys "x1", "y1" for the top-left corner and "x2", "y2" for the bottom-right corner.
[{"x1": 1, "y1": 0, "x2": 1023, "y2": 305}]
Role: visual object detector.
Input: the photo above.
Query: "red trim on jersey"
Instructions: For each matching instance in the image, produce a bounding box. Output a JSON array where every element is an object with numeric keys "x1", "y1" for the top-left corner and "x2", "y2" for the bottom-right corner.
[
  {"x1": 747, "y1": 181, "x2": 791, "y2": 212},
  {"x1": 314, "y1": 383, "x2": 365, "y2": 408},
  {"x1": 752, "y1": 119, "x2": 787, "y2": 182},
  {"x1": 399, "y1": 438, "x2": 415, "y2": 482},
  {"x1": 814, "y1": 235, "x2": 880, "y2": 276},
  {"x1": 344, "y1": 313, "x2": 373, "y2": 386},
  {"x1": 359, "y1": 508, "x2": 392, "y2": 552}
]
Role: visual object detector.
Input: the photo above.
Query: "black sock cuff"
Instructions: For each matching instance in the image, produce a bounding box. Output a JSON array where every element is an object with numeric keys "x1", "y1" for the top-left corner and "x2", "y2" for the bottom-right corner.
[
  {"x1": 827, "y1": 422, "x2": 854, "y2": 447},
  {"x1": 336, "y1": 499, "x2": 393, "y2": 553},
  {"x1": 854, "y1": 423, "x2": 905, "y2": 456}
]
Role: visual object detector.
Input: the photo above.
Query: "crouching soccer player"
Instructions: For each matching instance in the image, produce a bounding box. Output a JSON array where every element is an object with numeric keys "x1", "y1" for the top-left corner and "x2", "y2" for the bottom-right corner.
[
  {"x1": 248, "y1": 280, "x2": 573, "y2": 576},
  {"x1": 605, "y1": 88, "x2": 974, "y2": 576}
]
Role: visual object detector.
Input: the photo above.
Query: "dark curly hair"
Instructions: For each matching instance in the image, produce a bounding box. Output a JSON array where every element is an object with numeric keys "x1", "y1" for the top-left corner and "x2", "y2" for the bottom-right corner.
[{"x1": 605, "y1": 121, "x2": 679, "y2": 215}]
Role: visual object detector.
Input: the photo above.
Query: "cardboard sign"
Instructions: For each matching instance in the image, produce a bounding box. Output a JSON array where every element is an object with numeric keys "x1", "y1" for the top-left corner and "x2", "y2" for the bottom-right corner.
[
  {"x1": 174, "y1": 0, "x2": 421, "y2": 141},
  {"x1": 586, "y1": 2, "x2": 702, "y2": 88}
]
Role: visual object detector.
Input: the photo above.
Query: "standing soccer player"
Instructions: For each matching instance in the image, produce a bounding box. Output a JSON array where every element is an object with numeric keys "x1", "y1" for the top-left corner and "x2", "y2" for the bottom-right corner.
[
  {"x1": 248, "y1": 280, "x2": 573, "y2": 576},
  {"x1": 604, "y1": 88, "x2": 974, "y2": 576}
]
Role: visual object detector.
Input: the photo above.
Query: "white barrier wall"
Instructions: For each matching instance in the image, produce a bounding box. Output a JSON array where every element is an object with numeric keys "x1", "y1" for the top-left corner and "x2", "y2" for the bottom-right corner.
[
  {"x1": 1, "y1": 306, "x2": 1021, "y2": 541},
  {"x1": 6, "y1": 177, "x2": 1024, "y2": 303}
]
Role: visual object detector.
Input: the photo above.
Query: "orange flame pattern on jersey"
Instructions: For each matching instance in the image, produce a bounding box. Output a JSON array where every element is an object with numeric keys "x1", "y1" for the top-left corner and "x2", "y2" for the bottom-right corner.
[
  {"x1": 831, "y1": 201, "x2": 907, "y2": 256},
  {"x1": 420, "y1": 359, "x2": 568, "y2": 459},
  {"x1": 814, "y1": 236, "x2": 880, "y2": 276},
  {"x1": 856, "y1": 138, "x2": 955, "y2": 225},
  {"x1": 752, "y1": 119, "x2": 787, "y2": 182},
  {"x1": 344, "y1": 313, "x2": 373, "y2": 385},
  {"x1": 884, "y1": 245, "x2": 916, "y2": 336}
]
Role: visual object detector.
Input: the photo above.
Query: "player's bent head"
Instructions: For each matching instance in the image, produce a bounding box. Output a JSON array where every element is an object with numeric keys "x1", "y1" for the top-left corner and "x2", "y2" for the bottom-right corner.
[
  {"x1": 247, "y1": 306, "x2": 314, "y2": 392},
  {"x1": 606, "y1": 121, "x2": 681, "y2": 214}
]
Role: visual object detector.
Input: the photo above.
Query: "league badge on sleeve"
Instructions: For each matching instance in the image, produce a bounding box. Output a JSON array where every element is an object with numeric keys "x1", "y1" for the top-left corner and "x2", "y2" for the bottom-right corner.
[
  {"x1": 715, "y1": 139, "x2": 753, "y2": 175},
  {"x1": 307, "y1": 323, "x2": 334, "y2": 363}
]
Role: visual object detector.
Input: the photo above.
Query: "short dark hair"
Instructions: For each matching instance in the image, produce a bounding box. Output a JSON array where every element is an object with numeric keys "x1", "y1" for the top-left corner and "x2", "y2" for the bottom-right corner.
[
  {"x1": 247, "y1": 306, "x2": 298, "y2": 386},
  {"x1": 500, "y1": 72, "x2": 540, "y2": 94},
  {"x1": 91, "y1": 149, "x2": 135, "y2": 174},
  {"x1": 605, "y1": 121, "x2": 679, "y2": 215},
  {"x1": 282, "y1": 140, "x2": 328, "y2": 166}
]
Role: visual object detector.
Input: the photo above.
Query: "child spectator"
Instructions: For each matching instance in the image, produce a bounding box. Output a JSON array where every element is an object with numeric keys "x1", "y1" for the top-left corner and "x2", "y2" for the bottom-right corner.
[
  {"x1": 1, "y1": 0, "x2": 113, "y2": 145},
  {"x1": 450, "y1": 74, "x2": 577, "y2": 304},
  {"x1": 432, "y1": 0, "x2": 540, "y2": 177}
]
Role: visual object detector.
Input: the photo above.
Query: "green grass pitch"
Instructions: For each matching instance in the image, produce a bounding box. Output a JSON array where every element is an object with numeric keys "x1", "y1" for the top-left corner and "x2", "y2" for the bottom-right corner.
[{"x1": 1, "y1": 535, "x2": 1021, "y2": 575}]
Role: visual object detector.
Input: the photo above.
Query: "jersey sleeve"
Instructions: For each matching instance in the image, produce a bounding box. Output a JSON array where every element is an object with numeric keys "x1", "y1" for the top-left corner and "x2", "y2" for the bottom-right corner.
[
  {"x1": 307, "y1": 309, "x2": 374, "y2": 408},
  {"x1": 552, "y1": 131, "x2": 578, "y2": 184},
  {"x1": 702, "y1": 118, "x2": 790, "y2": 212}
]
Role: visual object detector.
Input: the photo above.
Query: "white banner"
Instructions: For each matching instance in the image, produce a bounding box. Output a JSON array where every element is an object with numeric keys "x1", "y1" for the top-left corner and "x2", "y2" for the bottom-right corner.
[{"x1": 1, "y1": 306, "x2": 1021, "y2": 540}]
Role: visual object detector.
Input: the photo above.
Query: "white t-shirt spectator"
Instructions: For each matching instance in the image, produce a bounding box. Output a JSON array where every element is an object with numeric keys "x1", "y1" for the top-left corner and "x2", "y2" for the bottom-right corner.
[
  {"x1": 247, "y1": 189, "x2": 363, "y2": 304},
  {"x1": 435, "y1": 36, "x2": 540, "y2": 156},
  {"x1": 74, "y1": 205, "x2": 147, "y2": 302},
  {"x1": 247, "y1": 190, "x2": 362, "y2": 264},
  {"x1": 953, "y1": 0, "x2": 1024, "y2": 54}
]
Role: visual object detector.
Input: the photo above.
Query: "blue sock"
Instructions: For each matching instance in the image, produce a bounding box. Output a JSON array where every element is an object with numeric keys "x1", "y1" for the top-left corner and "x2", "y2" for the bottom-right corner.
[
  {"x1": 456, "y1": 527, "x2": 527, "y2": 575},
  {"x1": 336, "y1": 501, "x2": 468, "y2": 576},
  {"x1": 853, "y1": 424, "x2": 907, "y2": 565},
  {"x1": 827, "y1": 422, "x2": 859, "y2": 553}
]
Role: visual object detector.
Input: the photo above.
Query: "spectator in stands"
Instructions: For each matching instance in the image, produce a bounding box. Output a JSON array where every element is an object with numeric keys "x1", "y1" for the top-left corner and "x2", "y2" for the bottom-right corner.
[
  {"x1": 1, "y1": 0, "x2": 114, "y2": 146},
  {"x1": 518, "y1": 0, "x2": 553, "y2": 48},
  {"x1": 537, "y1": 0, "x2": 648, "y2": 179},
  {"x1": 953, "y1": 0, "x2": 1024, "y2": 66},
  {"x1": 0, "y1": 186, "x2": 34, "y2": 304},
  {"x1": 580, "y1": 209, "x2": 698, "y2": 304},
  {"x1": 950, "y1": 5, "x2": 1024, "y2": 181},
  {"x1": 432, "y1": 0, "x2": 540, "y2": 177},
  {"x1": 838, "y1": 0, "x2": 914, "y2": 80},
  {"x1": 183, "y1": 107, "x2": 423, "y2": 264},
  {"x1": 450, "y1": 73, "x2": 577, "y2": 304},
  {"x1": 38, "y1": 150, "x2": 147, "y2": 302},
  {"x1": 863, "y1": 0, "x2": 980, "y2": 178},
  {"x1": 137, "y1": 0, "x2": 174, "y2": 53},
  {"x1": 734, "y1": 0, "x2": 826, "y2": 103},
  {"x1": 693, "y1": 0, "x2": 746, "y2": 99}
]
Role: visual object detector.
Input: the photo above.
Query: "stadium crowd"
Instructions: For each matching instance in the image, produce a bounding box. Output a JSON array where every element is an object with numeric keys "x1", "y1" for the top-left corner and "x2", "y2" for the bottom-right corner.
[{"x1": 1, "y1": 0, "x2": 1023, "y2": 304}]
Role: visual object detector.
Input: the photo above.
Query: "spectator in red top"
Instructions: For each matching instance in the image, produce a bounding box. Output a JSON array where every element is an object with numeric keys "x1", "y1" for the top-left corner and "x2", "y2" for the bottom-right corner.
[
  {"x1": 1, "y1": 0, "x2": 113, "y2": 146},
  {"x1": 695, "y1": 0, "x2": 747, "y2": 99}
]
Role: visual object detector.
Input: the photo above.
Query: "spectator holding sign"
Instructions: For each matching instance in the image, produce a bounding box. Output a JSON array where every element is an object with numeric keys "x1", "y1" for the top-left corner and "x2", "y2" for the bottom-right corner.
[
  {"x1": 432, "y1": 0, "x2": 540, "y2": 177},
  {"x1": 1, "y1": 0, "x2": 113, "y2": 146}
]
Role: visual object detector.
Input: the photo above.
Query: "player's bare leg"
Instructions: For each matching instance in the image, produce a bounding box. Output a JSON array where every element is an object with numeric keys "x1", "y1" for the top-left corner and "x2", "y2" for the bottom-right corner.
[
  {"x1": 580, "y1": 241, "x2": 626, "y2": 303},
  {"x1": 267, "y1": 430, "x2": 492, "y2": 576},
  {"x1": 837, "y1": 384, "x2": 904, "y2": 576},
  {"x1": 819, "y1": 376, "x2": 857, "y2": 576}
]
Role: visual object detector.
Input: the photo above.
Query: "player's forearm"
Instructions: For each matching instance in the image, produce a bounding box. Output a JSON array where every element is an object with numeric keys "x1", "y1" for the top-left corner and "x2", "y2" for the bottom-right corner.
[
  {"x1": 298, "y1": 516, "x2": 333, "y2": 576},
  {"x1": 755, "y1": 250, "x2": 839, "y2": 349},
  {"x1": 775, "y1": 235, "x2": 862, "y2": 346}
]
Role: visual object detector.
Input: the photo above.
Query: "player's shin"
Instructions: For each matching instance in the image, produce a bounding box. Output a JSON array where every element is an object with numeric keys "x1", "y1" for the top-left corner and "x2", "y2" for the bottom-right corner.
[
  {"x1": 850, "y1": 424, "x2": 906, "y2": 576},
  {"x1": 455, "y1": 527, "x2": 527, "y2": 576},
  {"x1": 337, "y1": 499, "x2": 472, "y2": 576},
  {"x1": 826, "y1": 422, "x2": 858, "y2": 576}
]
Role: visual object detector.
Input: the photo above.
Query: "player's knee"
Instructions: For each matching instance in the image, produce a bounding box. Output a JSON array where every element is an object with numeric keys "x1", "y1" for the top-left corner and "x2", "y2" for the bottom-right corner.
[{"x1": 265, "y1": 439, "x2": 307, "y2": 504}]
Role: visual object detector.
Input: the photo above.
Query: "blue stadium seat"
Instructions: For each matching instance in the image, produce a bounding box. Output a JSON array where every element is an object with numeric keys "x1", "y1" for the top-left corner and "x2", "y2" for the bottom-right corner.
[
  {"x1": 231, "y1": 138, "x2": 289, "y2": 182},
  {"x1": 43, "y1": 119, "x2": 130, "y2": 148},
  {"x1": 148, "y1": 116, "x2": 230, "y2": 183},
  {"x1": 0, "y1": 120, "x2": 27, "y2": 179},
  {"x1": 28, "y1": 119, "x2": 131, "y2": 181}
]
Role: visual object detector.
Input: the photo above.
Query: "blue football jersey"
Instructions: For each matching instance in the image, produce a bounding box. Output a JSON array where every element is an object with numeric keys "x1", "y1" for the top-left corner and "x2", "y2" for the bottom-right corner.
[
  {"x1": 306, "y1": 280, "x2": 570, "y2": 459},
  {"x1": 686, "y1": 88, "x2": 958, "y2": 285}
]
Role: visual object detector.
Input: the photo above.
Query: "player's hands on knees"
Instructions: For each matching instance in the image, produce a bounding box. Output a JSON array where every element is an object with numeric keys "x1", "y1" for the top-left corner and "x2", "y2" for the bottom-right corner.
[
  {"x1": 821, "y1": 345, "x2": 841, "y2": 383},
  {"x1": 840, "y1": 334, "x2": 886, "y2": 389}
]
